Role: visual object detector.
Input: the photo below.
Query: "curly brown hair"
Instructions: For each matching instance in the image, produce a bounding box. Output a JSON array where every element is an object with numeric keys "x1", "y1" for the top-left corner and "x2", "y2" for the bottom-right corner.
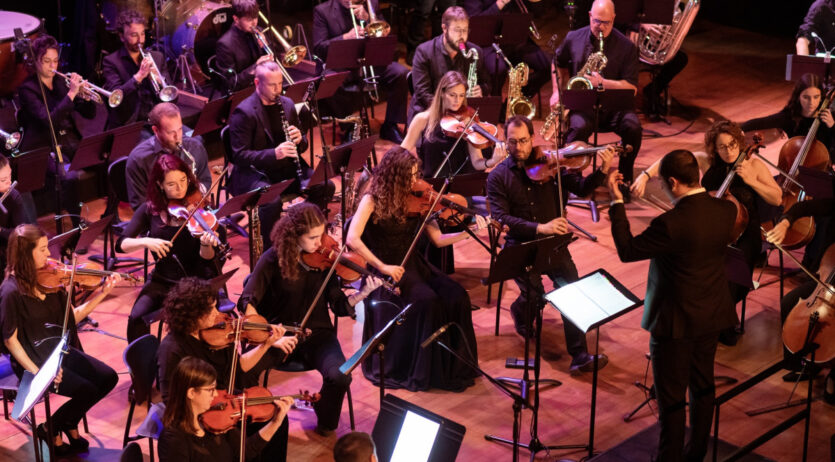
[
  {"x1": 704, "y1": 120, "x2": 746, "y2": 166},
  {"x1": 367, "y1": 147, "x2": 420, "y2": 224},
  {"x1": 270, "y1": 202, "x2": 326, "y2": 281},
  {"x1": 162, "y1": 277, "x2": 217, "y2": 336},
  {"x1": 116, "y1": 9, "x2": 147, "y2": 35},
  {"x1": 6, "y1": 224, "x2": 46, "y2": 297}
]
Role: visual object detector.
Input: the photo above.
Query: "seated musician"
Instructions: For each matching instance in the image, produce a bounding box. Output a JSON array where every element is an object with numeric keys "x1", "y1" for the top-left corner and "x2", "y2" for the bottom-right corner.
[
  {"x1": 240, "y1": 203, "x2": 382, "y2": 437},
  {"x1": 0, "y1": 225, "x2": 119, "y2": 456},
  {"x1": 333, "y1": 431, "x2": 378, "y2": 462},
  {"x1": 214, "y1": 0, "x2": 273, "y2": 93},
  {"x1": 486, "y1": 115, "x2": 614, "y2": 373},
  {"x1": 0, "y1": 155, "x2": 34, "y2": 277},
  {"x1": 551, "y1": 0, "x2": 641, "y2": 201},
  {"x1": 796, "y1": 0, "x2": 835, "y2": 55},
  {"x1": 227, "y1": 61, "x2": 335, "y2": 250},
  {"x1": 345, "y1": 147, "x2": 484, "y2": 392},
  {"x1": 117, "y1": 155, "x2": 221, "y2": 343},
  {"x1": 461, "y1": 0, "x2": 551, "y2": 100},
  {"x1": 16, "y1": 34, "x2": 95, "y2": 227},
  {"x1": 159, "y1": 357, "x2": 294, "y2": 462},
  {"x1": 312, "y1": 0, "x2": 409, "y2": 143},
  {"x1": 102, "y1": 9, "x2": 171, "y2": 132},
  {"x1": 410, "y1": 7, "x2": 490, "y2": 124},
  {"x1": 126, "y1": 103, "x2": 212, "y2": 211},
  {"x1": 157, "y1": 278, "x2": 296, "y2": 461}
]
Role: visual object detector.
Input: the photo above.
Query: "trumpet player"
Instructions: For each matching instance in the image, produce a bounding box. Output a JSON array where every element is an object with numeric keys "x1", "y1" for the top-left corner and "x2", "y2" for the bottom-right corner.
[
  {"x1": 102, "y1": 9, "x2": 172, "y2": 134},
  {"x1": 312, "y1": 0, "x2": 409, "y2": 144},
  {"x1": 215, "y1": 0, "x2": 275, "y2": 93},
  {"x1": 551, "y1": 0, "x2": 641, "y2": 201}
]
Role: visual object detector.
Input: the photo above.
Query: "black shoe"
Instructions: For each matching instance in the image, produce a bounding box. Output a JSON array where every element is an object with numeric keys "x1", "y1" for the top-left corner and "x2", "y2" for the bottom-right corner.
[
  {"x1": 782, "y1": 370, "x2": 818, "y2": 382},
  {"x1": 380, "y1": 123, "x2": 404, "y2": 144},
  {"x1": 314, "y1": 425, "x2": 336, "y2": 437},
  {"x1": 36, "y1": 424, "x2": 74, "y2": 457},
  {"x1": 718, "y1": 327, "x2": 740, "y2": 346},
  {"x1": 570, "y1": 353, "x2": 609, "y2": 374},
  {"x1": 63, "y1": 429, "x2": 89, "y2": 453}
]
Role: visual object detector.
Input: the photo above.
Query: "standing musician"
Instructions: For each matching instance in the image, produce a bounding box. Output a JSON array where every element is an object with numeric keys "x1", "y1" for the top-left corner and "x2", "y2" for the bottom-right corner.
[
  {"x1": 312, "y1": 0, "x2": 410, "y2": 144},
  {"x1": 239, "y1": 203, "x2": 383, "y2": 437},
  {"x1": 551, "y1": 0, "x2": 641, "y2": 201},
  {"x1": 158, "y1": 357, "x2": 294, "y2": 462},
  {"x1": 0, "y1": 225, "x2": 120, "y2": 456},
  {"x1": 486, "y1": 115, "x2": 613, "y2": 373},
  {"x1": 345, "y1": 147, "x2": 483, "y2": 391},
  {"x1": 16, "y1": 34, "x2": 95, "y2": 227},
  {"x1": 214, "y1": 0, "x2": 273, "y2": 93},
  {"x1": 410, "y1": 7, "x2": 491, "y2": 124},
  {"x1": 0, "y1": 155, "x2": 34, "y2": 278},
  {"x1": 101, "y1": 9, "x2": 171, "y2": 132},
  {"x1": 126, "y1": 103, "x2": 212, "y2": 211},
  {"x1": 796, "y1": 0, "x2": 835, "y2": 56},
  {"x1": 157, "y1": 278, "x2": 296, "y2": 461},
  {"x1": 461, "y1": 0, "x2": 551, "y2": 99},
  {"x1": 116, "y1": 155, "x2": 221, "y2": 343},
  {"x1": 227, "y1": 61, "x2": 335, "y2": 250},
  {"x1": 607, "y1": 150, "x2": 738, "y2": 462}
]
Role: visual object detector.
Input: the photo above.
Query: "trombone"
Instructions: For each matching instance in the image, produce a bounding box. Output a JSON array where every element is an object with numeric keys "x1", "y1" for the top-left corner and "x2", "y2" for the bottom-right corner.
[
  {"x1": 138, "y1": 45, "x2": 178, "y2": 102},
  {"x1": 348, "y1": 0, "x2": 386, "y2": 102},
  {"x1": 52, "y1": 70, "x2": 124, "y2": 108},
  {"x1": 252, "y1": 26, "x2": 295, "y2": 85},
  {"x1": 514, "y1": 0, "x2": 541, "y2": 40},
  {"x1": 257, "y1": 11, "x2": 307, "y2": 68},
  {"x1": 0, "y1": 128, "x2": 22, "y2": 151}
]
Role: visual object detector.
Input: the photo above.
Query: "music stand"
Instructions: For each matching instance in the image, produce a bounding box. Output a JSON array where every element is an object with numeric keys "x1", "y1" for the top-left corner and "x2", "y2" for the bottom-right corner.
[
  {"x1": 191, "y1": 87, "x2": 255, "y2": 138},
  {"x1": 468, "y1": 13, "x2": 533, "y2": 98},
  {"x1": 284, "y1": 72, "x2": 349, "y2": 165},
  {"x1": 544, "y1": 268, "x2": 643, "y2": 460},
  {"x1": 483, "y1": 235, "x2": 590, "y2": 459},
  {"x1": 785, "y1": 54, "x2": 835, "y2": 85},
  {"x1": 797, "y1": 166, "x2": 834, "y2": 199},
  {"x1": 10, "y1": 147, "x2": 50, "y2": 193},
  {"x1": 339, "y1": 302, "x2": 417, "y2": 410},
  {"x1": 614, "y1": 0, "x2": 675, "y2": 25},
  {"x1": 48, "y1": 215, "x2": 113, "y2": 260},
  {"x1": 467, "y1": 96, "x2": 503, "y2": 125}
]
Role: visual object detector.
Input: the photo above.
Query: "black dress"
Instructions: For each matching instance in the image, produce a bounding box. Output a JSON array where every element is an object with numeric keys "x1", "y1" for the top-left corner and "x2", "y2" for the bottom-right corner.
[
  {"x1": 418, "y1": 124, "x2": 476, "y2": 178},
  {"x1": 360, "y1": 213, "x2": 478, "y2": 392}
]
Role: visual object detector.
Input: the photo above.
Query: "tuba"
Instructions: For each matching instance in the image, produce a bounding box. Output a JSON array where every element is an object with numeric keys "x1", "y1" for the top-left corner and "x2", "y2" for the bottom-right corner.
[
  {"x1": 567, "y1": 31, "x2": 607, "y2": 90},
  {"x1": 637, "y1": 0, "x2": 700, "y2": 66},
  {"x1": 506, "y1": 62, "x2": 534, "y2": 119}
]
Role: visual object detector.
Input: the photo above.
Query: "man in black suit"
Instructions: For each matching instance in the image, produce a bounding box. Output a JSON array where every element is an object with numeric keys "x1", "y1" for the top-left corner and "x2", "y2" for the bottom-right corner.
[
  {"x1": 312, "y1": 0, "x2": 409, "y2": 143},
  {"x1": 101, "y1": 9, "x2": 171, "y2": 132},
  {"x1": 227, "y1": 61, "x2": 335, "y2": 249},
  {"x1": 214, "y1": 0, "x2": 272, "y2": 93},
  {"x1": 607, "y1": 150, "x2": 738, "y2": 462}
]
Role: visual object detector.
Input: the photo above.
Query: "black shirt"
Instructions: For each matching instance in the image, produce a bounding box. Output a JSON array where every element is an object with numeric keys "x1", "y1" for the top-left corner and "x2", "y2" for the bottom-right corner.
[
  {"x1": 158, "y1": 418, "x2": 268, "y2": 462},
  {"x1": 0, "y1": 276, "x2": 72, "y2": 364},
  {"x1": 783, "y1": 196, "x2": 835, "y2": 255},
  {"x1": 411, "y1": 35, "x2": 491, "y2": 112},
  {"x1": 741, "y1": 108, "x2": 835, "y2": 162},
  {"x1": 797, "y1": 0, "x2": 835, "y2": 54},
  {"x1": 215, "y1": 25, "x2": 261, "y2": 92},
  {"x1": 157, "y1": 332, "x2": 242, "y2": 402},
  {"x1": 16, "y1": 74, "x2": 96, "y2": 154},
  {"x1": 554, "y1": 26, "x2": 639, "y2": 88}
]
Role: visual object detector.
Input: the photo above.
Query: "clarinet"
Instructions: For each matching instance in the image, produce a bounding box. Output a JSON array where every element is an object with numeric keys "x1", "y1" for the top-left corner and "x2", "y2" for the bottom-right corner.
[{"x1": 275, "y1": 96, "x2": 305, "y2": 182}]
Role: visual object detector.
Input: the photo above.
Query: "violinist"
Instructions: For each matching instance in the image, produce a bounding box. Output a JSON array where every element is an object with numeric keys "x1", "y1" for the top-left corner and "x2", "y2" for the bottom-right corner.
[
  {"x1": 116, "y1": 154, "x2": 221, "y2": 343},
  {"x1": 158, "y1": 356, "x2": 294, "y2": 462},
  {"x1": 0, "y1": 224, "x2": 119, "y2": 456},
  {"x1": 345, "y1": 146, "x2": 483, "y2": 392},
  {"x1": 486, "y1": 115, "x2": 614, "y2": 373},
  {"x1": 240, "y1": 203, "x2": 383, "y2": 437},
  {"x1": 157, "y1": 278, "x2": 296, "y2": 461},
  {"x1": 0, "y1": 155, "x2": 34, "y2": 278}
]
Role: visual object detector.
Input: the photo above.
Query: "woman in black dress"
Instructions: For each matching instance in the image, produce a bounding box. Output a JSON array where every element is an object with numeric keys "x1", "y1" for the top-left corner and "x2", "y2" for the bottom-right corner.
[
  {"x1": 0, "y1": 225, "x2": 119, "y2": 456},
  {"x1": 0, "y1": 154, "x2": 33, "y2": 277},
  {"x1": 158, "y1": 356, "x2": 293, "y2": 462},
  {"x1": 116, "y1": 154, "x2": 222, "y2": 342},
  {"x1": 345, "y1": 146, "x2": 483, "y2": 392}
]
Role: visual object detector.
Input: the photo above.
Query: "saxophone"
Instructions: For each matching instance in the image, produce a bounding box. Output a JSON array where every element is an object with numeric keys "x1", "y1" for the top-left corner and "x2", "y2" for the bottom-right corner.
[
  {"x1": 637, "y1": 0, "x2": 700, "y2": 66},
  {"x1": 567, "y1": 31, "x2": 608, "y2": 90},
  {"x1": 506, "y1": 62, "x2": 534, "y2": 120},
  {"x1": 459, "y1": 43, "x2": 479, "y2": 97},
  {"x1": 335, "y1": 115, "x2": 363, "y2": 226}
]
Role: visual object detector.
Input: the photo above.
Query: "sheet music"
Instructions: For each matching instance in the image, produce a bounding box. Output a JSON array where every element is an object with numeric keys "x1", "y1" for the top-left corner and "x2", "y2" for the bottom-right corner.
[
  {"x1": 545, "y1": 272, "x2": 635, "y2": 333},
  {"x1": 13, "y1": 336, "x2": 66, "y2": 421}
]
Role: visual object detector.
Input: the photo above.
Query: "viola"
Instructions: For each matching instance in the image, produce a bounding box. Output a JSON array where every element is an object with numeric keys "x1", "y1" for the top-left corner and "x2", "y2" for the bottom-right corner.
[
  {"x1": 167, "y1": 189, "x2": 231, "y2": 257},
  {"x1": 709, "y1": 134, "x2": 764, "y2": 242},
  {"x1": 36, "y1": 258, "x2": 142, "y2": 293},
  {"x1": 199, "y1": 312, "x2": 310, "y2": 348},
  {"x1": 782, "y1": 242, "x2": 835, "y2": 363},
  {"x1": 302, "y1": 233, "x2": 398, "y2": 293},
  {"x1": 525, "y1": 142, "x2": 631, "y2": 183},
  {"x1": 199, "y1": 387, "x2": 320, "y2": 434},
  {"x1": 439, "y1": 106, "x2": 501, "y2": 149}
]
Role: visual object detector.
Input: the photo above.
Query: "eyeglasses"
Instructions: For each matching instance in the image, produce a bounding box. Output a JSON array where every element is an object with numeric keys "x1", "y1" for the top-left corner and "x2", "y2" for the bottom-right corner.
[
  {"x1": 506, "y1": 137, "x2": 531, "y2": 146},
  {"x1": 591, "y1": 18, "x2": 612, "y2": 27},
  {"x1": 199, "y1": 385, "x2": 217, "y2": 394},
  {"x1": 449, "y1": 27, "x2": 469, "y2": 34},
  {"x1": 716, "y1": 140, "x2": 738, "y2": 152}
]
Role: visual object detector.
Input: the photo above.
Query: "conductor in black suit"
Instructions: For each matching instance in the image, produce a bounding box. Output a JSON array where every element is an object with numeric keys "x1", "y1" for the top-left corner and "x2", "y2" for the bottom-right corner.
[
  {"x1": 227, "y1": 61, "x2": 335, "y2": 249},
  {"x1": 607, "y1": 150, "x2": 738, "y2": 462}
]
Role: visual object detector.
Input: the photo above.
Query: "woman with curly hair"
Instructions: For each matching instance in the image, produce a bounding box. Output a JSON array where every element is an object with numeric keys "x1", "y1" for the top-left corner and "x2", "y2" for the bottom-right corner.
[
  {"x1": 116, "y1": 154, "x2": 222, "y2": 343},
  {"x1": 157, "y1": 277, "x2": 295, "y2": 461},
  {"x1": 345, "y1": 146, "x2": 482, "y2": 392},
  {"x1": 239, "y1": 202, "x2": 382, "y2": 436}
]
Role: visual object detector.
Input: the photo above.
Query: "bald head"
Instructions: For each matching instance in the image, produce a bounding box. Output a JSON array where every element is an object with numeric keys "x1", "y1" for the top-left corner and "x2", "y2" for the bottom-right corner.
[
  {"x1": 589, "y1": 0, "x2": 616, "y2": 38},
  {"x1": 591, "y1": 0, "x2": 615, "y2": 16}
]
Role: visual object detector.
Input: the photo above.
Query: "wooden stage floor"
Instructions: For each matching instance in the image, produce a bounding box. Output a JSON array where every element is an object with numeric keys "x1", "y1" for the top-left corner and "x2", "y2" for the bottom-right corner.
[{"x1": 0, "y1": 13, "x2": 832, "y2": 462}]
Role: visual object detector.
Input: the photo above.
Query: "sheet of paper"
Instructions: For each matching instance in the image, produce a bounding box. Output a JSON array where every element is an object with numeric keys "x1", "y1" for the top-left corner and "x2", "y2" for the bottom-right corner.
[{"x1": 545, "y1": 272, "x2": 635, "y2": 332}]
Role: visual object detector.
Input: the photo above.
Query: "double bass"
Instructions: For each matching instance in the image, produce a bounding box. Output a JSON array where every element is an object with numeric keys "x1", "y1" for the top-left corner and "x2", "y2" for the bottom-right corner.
[{"x1": 782, "y1": 242, "x2": 835, "y2": 362}]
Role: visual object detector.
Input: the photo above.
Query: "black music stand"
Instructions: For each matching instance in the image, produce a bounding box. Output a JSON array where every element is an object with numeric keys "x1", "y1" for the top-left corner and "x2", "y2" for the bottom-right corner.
[
  {"x1": 339, "y1": 302, "x2": 417, "y2": 410},
  {"x1": 544, "y1": 268, "x2": 643, "y2": 460},
  {"x1": 70, "y1": 122, "x2": 144, "y2": 172},
  {"x1": 785, "y1": 54, "x2": 835, "y2": 86},
  {"x1": 483, "y1": 235, "x2": 590, "y2": 459},
  {"x1": 48, "y1": 215, "x2": 113, "y2": 260},
  {"x1": 10, "y1": 147, "x2": 50, "y2": 193},
  {"x1": 614, "y1": 0, "x2": 675, "y2": 26},
  {"x1": 467, "y1": 96, "x2": 503, "y2": 125},
  {"x1": 284, "y1": 72, "x2": 348, "y2": 165},
  {"x1": 468, "y1": 13, "x2": 534, "y2": 97}
]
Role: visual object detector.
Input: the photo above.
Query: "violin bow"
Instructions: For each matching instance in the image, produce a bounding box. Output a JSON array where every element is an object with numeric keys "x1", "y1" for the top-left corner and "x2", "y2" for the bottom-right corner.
[
  {"x1": 168, "y1": 165, "x2": 231, "y2": 244},
  {"x1": 761, "y1": 226, "x2": 835, "y2": 295},
  {"x1": 59, "y1": 254, "x2": 79, "y2": 340},
  {"x1": 396, "y1": 180, "x2": 451, "y2": 280},
  {"x1": 296, "y1": 236, "x2": 350, "y2": 336},
  {"x1": 432, "y1": 108, "x2": 479, "y2": 179}
]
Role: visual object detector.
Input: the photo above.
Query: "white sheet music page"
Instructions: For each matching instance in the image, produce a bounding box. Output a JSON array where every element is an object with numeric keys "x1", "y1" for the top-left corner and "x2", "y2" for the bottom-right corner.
[{"x1": 545, "y1": 272, "x2": 634, "y2": 332}]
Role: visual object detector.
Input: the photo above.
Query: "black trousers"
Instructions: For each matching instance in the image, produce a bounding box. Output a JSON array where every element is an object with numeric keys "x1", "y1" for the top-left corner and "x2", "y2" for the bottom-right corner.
[
  {"x1": 565, "y1": 109, "x2": 642, "y2": 183},
  {"x1": 51, "y1": 347, "x2": 118, "y2": 432},
  {"x1": 650, "y1": 333, "x2": 719, "y2": 462},
  {"x1": 644, "y1": 51, "x2": 689, "y2": 96},
  {"x1": 127, "y1": 280, "x2": 169, "y2": 343},
  {"x1": 483, "y1": 40, "x2": 551, "y2": 99},
  {"x1": 510, "y1": 250, "x2": 589, "y2": 360}
]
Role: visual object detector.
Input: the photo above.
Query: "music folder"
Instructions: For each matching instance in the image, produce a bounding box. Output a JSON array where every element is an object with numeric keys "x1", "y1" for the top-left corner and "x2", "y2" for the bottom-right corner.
[{"x1": 544, "y1": 269, "x2": 642, "y2": 333}]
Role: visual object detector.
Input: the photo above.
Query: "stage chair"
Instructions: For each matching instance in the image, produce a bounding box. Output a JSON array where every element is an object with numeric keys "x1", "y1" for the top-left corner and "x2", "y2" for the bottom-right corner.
[
  {"x1": 106, "y1": 157, "x2": 150, "y2": 280},
  {"x1": 122, "y1": 334, "x2": 160, "y2": 462}
]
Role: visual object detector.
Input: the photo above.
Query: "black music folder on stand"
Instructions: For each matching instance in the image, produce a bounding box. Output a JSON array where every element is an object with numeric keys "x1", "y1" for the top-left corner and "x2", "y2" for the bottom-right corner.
[
  {"x1": 70, "y1": 122, "x2": 144, "y2": 171},
  {"x1": 327, "y1": 35, "x2": 398, "y2": 71},
  {"x1": 615, "y1": 0, "x2": 675, "y2": 26},
  {"x1": 48, "y1": 215, "x2": 113, "y2": 259},
  {"x1": 544, "y1": 268, "x2": 643, "y2": 459},
  {"x1": 466, "y1": 96, "x2": 503, "y2": 125},
  {"x1": 785, "y1": 54, "x2": 835, "y2": 83},
  {"x1": 11, "y1": 147, "x2": 50, "y2": 193},
  {"x1": 309, "y1": 135, "x2": 378, "y2": 186},
  {"x1": 192, "y1": 87, "x2": 256, "y2": 138},
  {"x1": 284, "y1": 72, "x2": 348, "y2": 104},
  {"x1": 797, "y1": 166, "x2": 834, "y2": 199},
  {"x1": 424, "y1": 171, "x2": 488, "y2": 198},
  {"x1": 467, "y1": 13, "x2": 531, "y2": 48}
]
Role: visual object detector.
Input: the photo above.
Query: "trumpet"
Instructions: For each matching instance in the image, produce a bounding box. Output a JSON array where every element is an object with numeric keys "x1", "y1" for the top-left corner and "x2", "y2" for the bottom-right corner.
[
  {"x1": 138, "y1": 45, "x2": 178, "y2": 102},
  {"x1": 53, "y1": 70, "x2": 124, "y2": 108},
  {"x1": 257, "y1": 11, "x2": 307, "y2": 68},
  {"x1": 0, "y1": 128, "x2": 22, "y2": 150}
]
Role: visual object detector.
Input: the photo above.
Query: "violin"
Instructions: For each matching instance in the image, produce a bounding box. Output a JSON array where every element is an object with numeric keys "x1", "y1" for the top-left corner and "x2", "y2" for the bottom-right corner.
[
  {"x1": 302, "y1": 233, "x2": 398, "y2": 292},
  {"x1": 439, "y1": 106, "x2": 501, "y2": 149},
  {"x1": 709, "y1": 134, "x2": 764, "y2": 242},
  {"x1": 406, "y1": 178, "x2": 501, "y2": 231},
  {"x1": 37, "y1": 258, "x2": 142, "y2": 293},
  {"x1": 782, "y1": 242, "x2": 835, "y2": 363},
  {"x1": 525, "y1": 142, "x2": 631, "y2": 183},
  {"x1": 168, "y1": 190, "x2": 221, "y2": 237},
  {"x1": 199, "y1": 312, "x2": 310, "y2": 348},
  {"x1": 199, "y1": 387, "x2": 320, "y2": 434}
]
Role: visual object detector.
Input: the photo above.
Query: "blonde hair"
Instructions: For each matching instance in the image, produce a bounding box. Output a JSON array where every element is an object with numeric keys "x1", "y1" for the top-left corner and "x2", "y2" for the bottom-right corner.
[{"x1": 424, "y1": 71, "x2": 468, "y2": 142}]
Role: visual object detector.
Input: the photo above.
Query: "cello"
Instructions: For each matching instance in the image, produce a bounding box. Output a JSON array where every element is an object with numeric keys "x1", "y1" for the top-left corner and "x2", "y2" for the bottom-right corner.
[{"x1": 710, "y1": 134, "x2": 765, "y2": 242}]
